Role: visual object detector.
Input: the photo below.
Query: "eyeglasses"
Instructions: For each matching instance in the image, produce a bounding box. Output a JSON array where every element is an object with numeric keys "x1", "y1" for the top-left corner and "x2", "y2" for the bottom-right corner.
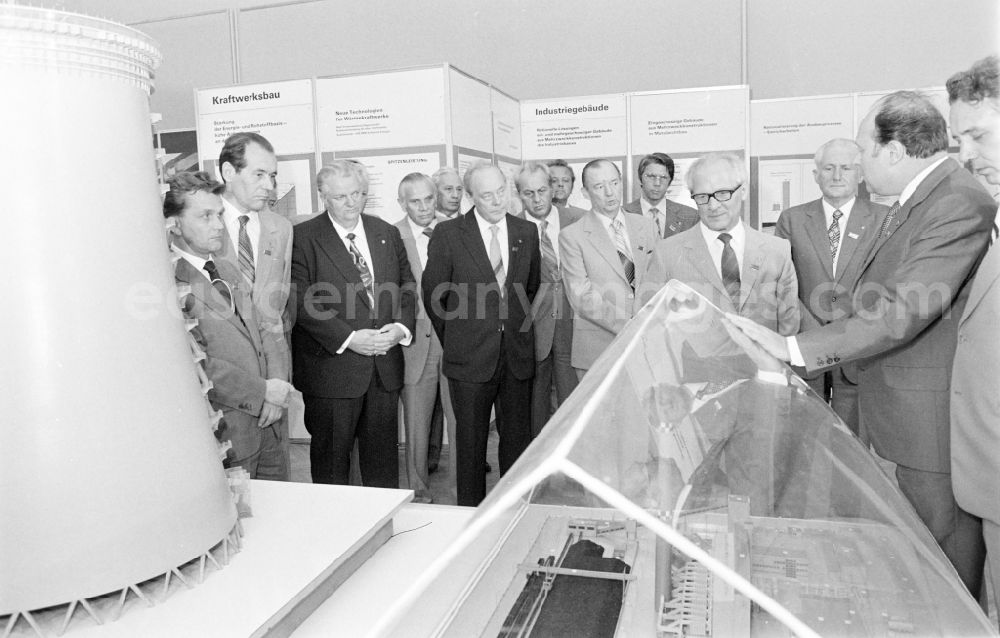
[{"x1": 691, "y1": 184, "x2": 742, "y2": 205}]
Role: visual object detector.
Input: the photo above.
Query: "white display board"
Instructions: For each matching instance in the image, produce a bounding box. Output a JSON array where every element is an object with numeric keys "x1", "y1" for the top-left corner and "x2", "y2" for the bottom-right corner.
[
  {"x1": 491, "y1": 87, "x2": 522, "y2": 165},
  {"x1": 629, "y1": 86, "x2": 749, "y2": 212},
  {"x1": 450, "y1": 68, "x2": 493, "y2": 158},
  {"x1": 750, "y1": 94, "x2": 855, "y2": 225}
]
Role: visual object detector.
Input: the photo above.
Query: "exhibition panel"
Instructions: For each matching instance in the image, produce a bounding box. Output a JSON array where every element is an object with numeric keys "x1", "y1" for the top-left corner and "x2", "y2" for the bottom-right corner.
[{"x1": 379, "y1": 281, "x2": 994, "y2": 637}]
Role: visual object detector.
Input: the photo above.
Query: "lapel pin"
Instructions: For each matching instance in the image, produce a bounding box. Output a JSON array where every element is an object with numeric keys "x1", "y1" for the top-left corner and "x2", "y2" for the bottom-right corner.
[
  {"x1": 752, "y1": 264, "x2": 760, "y2": 271},
  {"x1": 264, "y1": 249, "x2": 272, "y2": 256}
]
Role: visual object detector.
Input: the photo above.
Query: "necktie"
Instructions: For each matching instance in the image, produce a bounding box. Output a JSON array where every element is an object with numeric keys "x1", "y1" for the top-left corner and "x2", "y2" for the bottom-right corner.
[
  {"x1": 346, "y1": 233, "x2": 375, "y2": 305},
  {"x1": 422, "y1": 225, "x2": 434, "y2": 240},
  {"x1": 202, "y1": 260, "x2": 233, "y2": 308},
  {"x1": 829, "y1": 209, "x2": 843, "y2": 260},
  {"x1": 719, "y1": 232, "x2": 741, "y2": 307},
  {"x1": 539, "y1": 219, "x2": 559, "y2": 281},
  {"x1": 650, "y1": 207, "x2": 662, "y2": 238},
  {"x1": 237, "y1": 215, "x2": 255, "y2": 286},
  {"x1": 612, "y1": 218, "x2": 635, "y2": 288},
  {"x1": 877, "y1": 201, "x2": 901, "y2": 242},
  {"x1": 489, "y1": 224, "x2": 506, "y2": 292}
]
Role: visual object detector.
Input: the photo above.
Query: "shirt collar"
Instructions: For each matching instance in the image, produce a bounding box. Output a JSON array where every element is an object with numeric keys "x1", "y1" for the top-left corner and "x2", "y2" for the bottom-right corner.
[
  {"x1": 899, "y1": 156, "x2": 948, "y2": 206},
  {"x1": 699, "y1": 219, "x2": 745, "y2": 245},
  {"x1": 641, "y1": 197, "x2": 666, "y2": 215},
  {"x1": 594, "y1": 208, "x2": 626, "y2": 231},
  {"x1": 523, "y1": 207, "x2": 559, "y2": 230},
  {"x1": 222, "y1": 196, "x2": 258, "y2": 222},
  {"x1": 406, "y1": 216, "x2": 434, "y2": 238},
  {"x1": 473, "y1": 209, "x2": 507, "y2": 233},
  {"x1": 171, "y1": 244, "x2": 214, "y2": 277},
  {"x1": 327, "y1": 212, "x2": 365, "y2": 240},
  {"x1": 822, "y1": 197, "x2": 855, "y2": 217}
]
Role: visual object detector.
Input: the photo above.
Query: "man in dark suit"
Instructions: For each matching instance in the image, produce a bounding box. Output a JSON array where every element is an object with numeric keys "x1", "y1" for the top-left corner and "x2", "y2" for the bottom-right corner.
[
  {"x1": 947, "y1": 55, "x2": 1000, "y2": 616},
  {"x1": 731, "y1": 91, "x2": 995, "y2": 594},
  {"x1": 547, "y1": 159, "x2": 589, "y2": 217},
  {"x1": 422, "y1": 162, "x2": 541, "y2": 505},
  {"x1": 624, "y1": 152, "x2": 700, "y2": 239},
  {"x1": 394, "y1": 172, "x2": 455, "y2": 503},
  {"x1": 164, "y1": 171, "x2": 293, "y2": 479},
  {"x1": 774, "y1": 139, "x2": 888, "y2": 436},
  {"x1": 514, "y1": 161, "x2": 584, "y2": 436},
  {"x1": 291, "y1": 160, "x2": 416, "y2": 487}
]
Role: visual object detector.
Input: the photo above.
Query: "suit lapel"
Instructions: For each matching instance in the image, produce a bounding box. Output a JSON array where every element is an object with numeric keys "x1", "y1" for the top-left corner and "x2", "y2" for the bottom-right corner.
[
  {"x1": 739, "y1": 229, "x2": 765, "y2": 311},
  {"x1": 396, "y1": 219, "x2": 423, "y2": 281},
  {"x1": 805, "y1": 201, "x2": 835, "y2": 279},
  {"x1": 623, "y1": 212, "x2": 652, "y2": 279},
  {"x1": 460, "y1": 209, "x2": 497, "y2": 283},
  {"x1": 363, "y1": 215, "x2": 388, "y2": 286},
  {"x1": 174, "y1": 256, "x2": 252, "y2": 339},
  {"x1": 582, "y1": 211, "x2": 629, "y2": 285},
  {"x1": 834, "y1": 199, "x2": 876, "y2": 282},
  {"x1": 963, "y1": 242, "x2": 1000, "y2": 323},
  {"x1": 315, "y1": 213, "x2": 371, "y2": 309},
  {"x1": 506, "y1": 215, "x2": 527, "y2": 292},
  {"x1": 254, "y1": 213, "x2": 277, "y2": 293},
  {"x1": 684, "y1": 230, "x2": 730, "y2": 302}
]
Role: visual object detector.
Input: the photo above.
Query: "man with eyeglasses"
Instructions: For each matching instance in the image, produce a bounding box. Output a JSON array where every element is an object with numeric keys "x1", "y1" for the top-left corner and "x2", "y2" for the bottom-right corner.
[
  {"x1": 773, "y1": 139, "x2": 888, "y2": 437},
  {"x1": 422, "y1": 162, "x2": 540, "y2": 506},
  {"x1": 164, "y1": 171, "x2": 294, "y2": 480},
  {"x1": 560, "y1": 159, "x2": 659, "y2": 378},
  {"x1": 644, "y1": 152, "x2": 799, "y2": 337},
  {"x1": 290, "y1": 160, "x2": 416, "y2": 488},
  {"x1": 624, "y1": 152, "x2": 699, "y2": 239}
]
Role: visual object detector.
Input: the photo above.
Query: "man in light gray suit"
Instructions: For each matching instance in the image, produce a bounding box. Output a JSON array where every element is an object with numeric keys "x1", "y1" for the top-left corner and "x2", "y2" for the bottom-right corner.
[
  {"x1": 395, "y1": 173, "x2": 455, "y2": 503},
  {"x1": 775, "y1": 139, "x2": 888, "y2": 436},
  {"x1": 515, "y1": 162, "x2": 584, "y2": 436},
  {"x1": 560, "y1": 159, "x2": 659, "y2": 378},
  {"x1": 645, "y1": 152, "x2": 800, "y2": 337}
]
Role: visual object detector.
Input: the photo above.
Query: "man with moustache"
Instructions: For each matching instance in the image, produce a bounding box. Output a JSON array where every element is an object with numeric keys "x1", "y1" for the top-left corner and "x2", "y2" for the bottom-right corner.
[
  {"x1": 422, "y1": 162, "x2": 540, "y2": 505},
  {"x1": 514, "y1": 161, "x2": 584, "y2": 436},
  {"x1": 547, "y1": 159, "x2": 589, "y2": 216},
  {"x1": 291, "y1": 160, "x2": 416, "y2": 487},
  {"x1": 165, "y1": 171, "x2": 293, "y2": 479},
  {"x1": 394, "y1": 172, "x2": 456, "y2": 503},
  {"x1": 432, "y1": 166, "x2": 465, "y2": 219},
  {"x1": 559, "y1": 159, "x2": 659, "y2": 378},
  {"x1": 624, "y1": 152, "x2": 699, "y2": 239},
  {"x1": 730, "y1": 91, "x2": 995, "y2": 594},
  {"x1": 947, "y1": 55, "x2": 1000, "y2": 617},
  {"x1": 775, "y1": 139, "x2": 888, "y2": 436}
]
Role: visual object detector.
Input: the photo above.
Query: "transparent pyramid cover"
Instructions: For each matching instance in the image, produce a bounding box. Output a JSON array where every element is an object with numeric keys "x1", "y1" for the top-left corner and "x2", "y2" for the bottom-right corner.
[{"x1": 378, "y1": 281, "x2": 994, "y2": 638}]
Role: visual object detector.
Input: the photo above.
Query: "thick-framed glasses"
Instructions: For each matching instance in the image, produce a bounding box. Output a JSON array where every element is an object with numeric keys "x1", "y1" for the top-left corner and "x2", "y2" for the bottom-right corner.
[{"x1": 691, "y1": 183, "x2": 742, "y2": 205}]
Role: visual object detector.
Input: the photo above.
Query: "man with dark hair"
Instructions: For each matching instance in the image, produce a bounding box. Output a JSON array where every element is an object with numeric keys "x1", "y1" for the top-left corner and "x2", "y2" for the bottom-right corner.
[
  {"x1": 624, "y1": 152, "x2": 699, "y2": 239},
  {"x1": 731, "y1": 90, "x2": 996, "y2": 594},
  {"x1": 947, "y1": 55, "x2": 1000, "y2": 618},
  {"x1": 165, "y1": 171, "x2": 293, "y2": 480},
  {"x1": 547, "y1": 159, "x2": 588, "y2": 216},
  {"x1": 422, "y1": 162, "x2": 540, "y2": 505},
  {"x1": 291, "y1": 160, "x2": 416, "y2": 487},
  {"x1": 774, "y1": 139, "x2": 888, "y2": 436}
]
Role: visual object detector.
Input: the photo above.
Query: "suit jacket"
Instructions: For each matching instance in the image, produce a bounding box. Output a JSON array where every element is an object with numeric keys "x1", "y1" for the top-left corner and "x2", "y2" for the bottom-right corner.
[
  {"x1": 217, "y1": 208, "x2": 293, "y2": 376},
  {"x1": 643, "y1": 223, "x2": 800, "y2": 336},
  {"x1": 951, "y1": 230, "x2": 1000, "y2": 523},
  {"x1": 422, "y1": 210, "x2": 541, "y2": 383},
  {"x1": 797, "y1": 158, "x2": 995, "y2": 472},
  {"x1": 395, "y1": 217, "x2": 441, "y2": 384},
  {"x1": 174, "y1": 257, "x2": 286, "y2": 419},
  {"x1": 557, "y1": 203, "x2": 589, "y2": 218},
  {"x1": 624, "y1": 197, "x2": 700, "y2": 239},
  {"x1": 774, "y1": 197, "x2": 888, "y2": 381},
  {"x1": 290, "y1": 213, "x2": 416, "y2": 399},
  {"x1": 559, "y1": 209, "x2": 659, "y2": 369},
  {"x1": 518, "y1": 206, "x2": 585, "y2": 359}
]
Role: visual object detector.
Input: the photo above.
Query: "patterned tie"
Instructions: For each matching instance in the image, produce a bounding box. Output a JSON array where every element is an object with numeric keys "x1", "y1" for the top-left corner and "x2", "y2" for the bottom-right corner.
[
  {"x1": 422, "y1": 225, "x2": 434, "y2": 240},
  {"x1": 202, "y1": 260, "x2": 233, "y2": 308},
  {"x1": 237, "y1": 215, "x2": 255, "y2": 286},
  {"x1": 650, "y1": 207, "x2": 662, "y2": 238},
  {"x1": 539, "y1": 219, "x2": 559, "y2": 281},
  {"x1": 345, "y1": 233, "x2": 375, "y2": 305},
  {"x1": 718, "y1": 232, "x2": 741, "y2": 308},
  {"x1": 489, "y1": 224, "x2": 506, "y2": 292},
  {"x1": 828, "y1": 209, "x2": 843, "y2": 260},
  {"x1": 877, "y1": 200, "x2": 901, "y2": 242},
  {"x1": 612, "y1": 217, "x2": 635, "y2": 288}
]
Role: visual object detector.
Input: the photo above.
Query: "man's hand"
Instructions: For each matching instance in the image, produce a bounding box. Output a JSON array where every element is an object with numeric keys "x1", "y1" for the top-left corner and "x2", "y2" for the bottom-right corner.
[
  {"x1": 265, "y1": 378, "x2": 293, "y2": 406},
  {"x1": 725, "y1": 313, "x2": 791, "y2": 362},
  {"x1": 258, "y1": 401, "x2": 283, "y2": 427},
  {"x1": 347, "y1": 328, "x2": 387, "y2": 356},
  {"x1": 372, "y1": 324, "x2": 406, "y2": 351}
]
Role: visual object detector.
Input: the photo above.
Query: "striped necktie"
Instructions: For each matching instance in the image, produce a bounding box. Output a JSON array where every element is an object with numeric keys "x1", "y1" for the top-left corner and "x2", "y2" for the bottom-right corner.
[
  {"x1": 346, "y1": 233, "x2": 375, "y2": 305},
  {"x1": 489, "y1": 224, "x2": 506, "y2": 292},
  {"x1": 650, "y1": 207, "x2": 662, "y2": 238},
  {"x1": 719, "y1": 232, "x2": 741, "y2": 307},
  {"x1": 876, "y1": 200, "x2": 901, "y2": 242},
  {"x1": 539, "y1": 219, "x2": 559, "y2": 281},
  {"x1": 237, "y1": 215, "x2": 255, "y2": 286},
  {"x1": 611, "y1": 217, "x2": 635, "y2": 288}
]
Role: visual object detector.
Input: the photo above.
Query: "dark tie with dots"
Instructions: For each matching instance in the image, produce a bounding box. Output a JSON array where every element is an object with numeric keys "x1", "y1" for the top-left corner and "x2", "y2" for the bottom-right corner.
[
  {"x1": 718, "y1": 232, "x2": 741, "y2": 307},
  {"x1": 202, "y1": 260, "x2": 233, "y2": 307},
  {"x1": 346, "y1": 233, "x2": 375, "y2": 304},
  {"x1": 829, "y1": 209, "x2": 843, "y2": 260},
  {"x1": 877, "y1": 200, "x2": 901, "y2": 242}
]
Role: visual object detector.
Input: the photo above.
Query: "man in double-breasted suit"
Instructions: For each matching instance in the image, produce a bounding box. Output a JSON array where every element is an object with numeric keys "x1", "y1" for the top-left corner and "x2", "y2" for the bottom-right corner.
[
  {"x1": 394, "y1": 173, "x2": 455, "y2": 503},
  {"x1": 775, "y1": 138, "x2": 888, "y2": 435},
  {"x1": 560, "y1": 159, "x2": 659, "y2": 377},
  {"x1": 422, "y1": 162, "x2": 540, "y2": 506},
  {"x1": 947, "y1": 55, "x2": 1000, "y2": 615},
  {"x1": 514, "y1": 161, "x2": 584, "y2": 436},
  {"x1": 291, "y1": 161, "x2": 416, "y2": 488},
  {"x1": 624, "y1": 152, "x2": 699, "y2": 239},
  {"x1": 731, "y1": 92, "x2": 995, "y2": 594},
  {"x1": 644, "y1": 152, "x2": 800, "y2": 337},
  {"x1": 165, "y1": 171, "x2": 293, "y2": 480}
]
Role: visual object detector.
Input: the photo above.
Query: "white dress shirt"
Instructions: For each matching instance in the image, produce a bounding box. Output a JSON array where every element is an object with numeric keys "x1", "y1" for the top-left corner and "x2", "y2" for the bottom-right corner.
[
  {"x1": 823, "y1": 197, "x2": 855, "y2": 274},
  {"x1": 171, "y1": 244, "x2": 214, "y2": 282},
  {"x1": 522, "y1": 207, "x2": 561, "y2": 263},
  {"x1": 222, "y1": 197, "x2": 260, "y2": 265},
  {"x1": 472, "y1": 209, "x2": 510, "y2": 269},
  {"x1": 640, "y1": 196, "x2": 668, "y2": 229},
  {"x1": 595, "y1": 208, "x2": 632, "y2": 254},
  {"x1": 405, "y1": 216, "x2": 436, "y2": 269},
  {"x1": 699, "y1": 219, "x2": 746, "y2": 278}
]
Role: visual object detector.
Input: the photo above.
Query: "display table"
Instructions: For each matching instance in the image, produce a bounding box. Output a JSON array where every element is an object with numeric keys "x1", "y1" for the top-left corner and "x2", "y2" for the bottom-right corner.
[
  {"x1": 291, "y1": 503, "x2": 475, "y2": 637},
  {"x1": 10, "y1": 481, "x2": 411, "y2": 638}
]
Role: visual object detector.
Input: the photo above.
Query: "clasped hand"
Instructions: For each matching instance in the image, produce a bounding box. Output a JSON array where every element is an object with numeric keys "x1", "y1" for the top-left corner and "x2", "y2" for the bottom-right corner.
[{"x1": 347, "y1": 325, "x2": 405, "y2": 357}]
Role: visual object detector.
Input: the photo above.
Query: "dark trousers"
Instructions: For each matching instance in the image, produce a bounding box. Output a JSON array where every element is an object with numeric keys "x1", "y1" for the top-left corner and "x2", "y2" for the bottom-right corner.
[
  {"x1": 530, "y1": 343, "x2": 578, "y2": 438},
  {"x1": 304, "y1": 368, "x2": 399, "y2": 488},
  {"x1": 448, "y1": 342, "x2": 532, "y2": 506}
]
